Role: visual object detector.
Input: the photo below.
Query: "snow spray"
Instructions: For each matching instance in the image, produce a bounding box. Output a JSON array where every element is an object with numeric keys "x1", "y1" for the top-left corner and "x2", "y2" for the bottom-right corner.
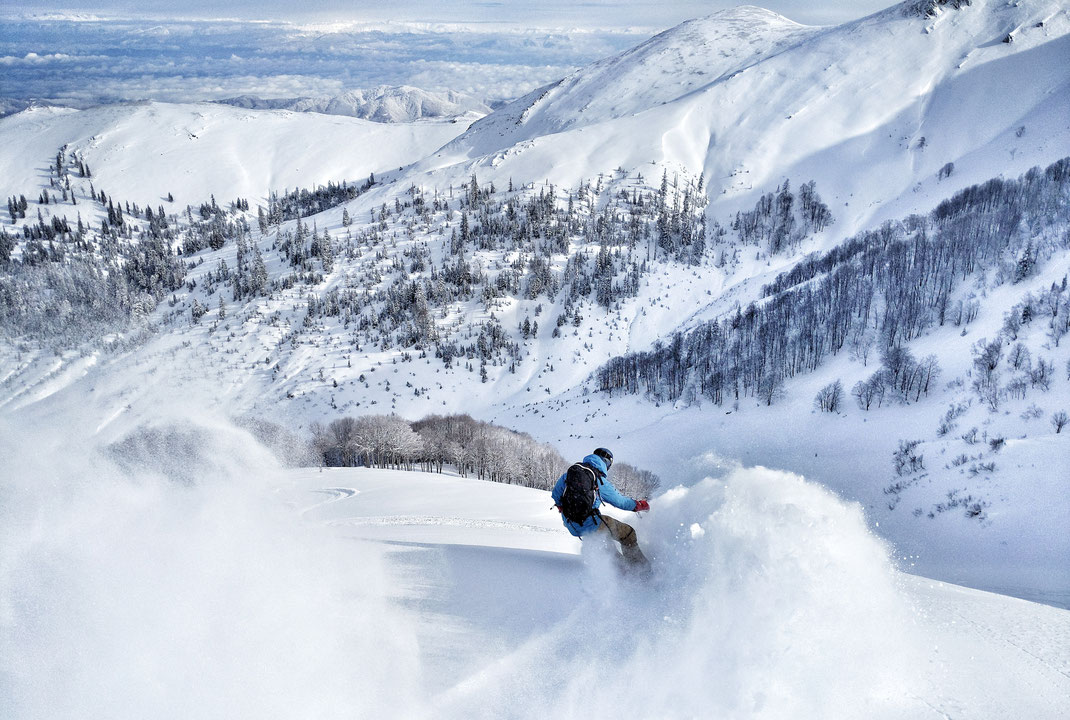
[
  {"x1": 436, "y1": 466, "x2": 925, "y2": 719},
  {"x1": 0, "y1": 409, "x2": 423, "y2": 720}
]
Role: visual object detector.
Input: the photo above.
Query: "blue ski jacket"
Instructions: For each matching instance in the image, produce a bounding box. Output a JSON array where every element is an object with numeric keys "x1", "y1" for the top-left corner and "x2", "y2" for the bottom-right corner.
[{"x1": 551, "y1": 454, "x2": 638, "y2": 537}]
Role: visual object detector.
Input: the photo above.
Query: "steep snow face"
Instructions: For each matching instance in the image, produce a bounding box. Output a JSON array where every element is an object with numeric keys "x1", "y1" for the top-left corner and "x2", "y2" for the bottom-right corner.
[
  {"x1": 1, "y1": 0, "x2": 1068, "y2": 625},
  {"x1": 0, "y1": 101, "x2": 472, "y2": 208},
  {"x1": 425, "y1": 0, "x2": 1069, "y2": 238},
  {"x1": 444, "y1": 6, "x2": 818, "y2": 157},
  {"x1": 218, "y1": 85, "x2": 492, "y2": 123}
]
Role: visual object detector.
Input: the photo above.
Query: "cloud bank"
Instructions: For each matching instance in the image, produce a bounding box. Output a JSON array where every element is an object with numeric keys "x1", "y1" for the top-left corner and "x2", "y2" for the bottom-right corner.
[{"x1": 0, "y1": 16, "x2": 645, "y2": 112}]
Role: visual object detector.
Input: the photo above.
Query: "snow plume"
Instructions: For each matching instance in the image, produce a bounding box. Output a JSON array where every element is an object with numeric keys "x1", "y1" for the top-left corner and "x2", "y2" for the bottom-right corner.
[
  {"x1": 441, "y1": 467, "x2": 923, "y2": 718},
  {"x1": 0, "y1": 411, "x2": 422, "y2": 720},
  {"x1": 1, "y1": 399, "x2": 926, "y2": 719}
]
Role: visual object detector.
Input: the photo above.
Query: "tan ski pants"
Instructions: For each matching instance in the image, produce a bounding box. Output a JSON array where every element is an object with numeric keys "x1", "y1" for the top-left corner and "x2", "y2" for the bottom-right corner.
[{"x1": 597, "y1": 515, "x2": 650, "y2": 570}]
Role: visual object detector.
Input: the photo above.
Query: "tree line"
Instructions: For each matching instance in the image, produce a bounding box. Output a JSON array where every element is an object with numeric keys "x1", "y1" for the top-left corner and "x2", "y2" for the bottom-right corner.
[
  {"x1": 598, "y1": 159, "x2": 1070, "y2": 407},
  {"x1": 286, "y1": 170, "x2": 830, "y2": 372},
  {"x1": 265, "y1": 174, "x2": 375, "y2": 224},
  {"x1": 309, "y1": 412, "x2": 661, "y2": 497}
]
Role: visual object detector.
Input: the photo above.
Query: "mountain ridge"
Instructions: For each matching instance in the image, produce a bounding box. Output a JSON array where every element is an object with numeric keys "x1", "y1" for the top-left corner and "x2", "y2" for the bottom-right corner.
[
  {"x1": 419, "y1": 0, "x2": 1069, "y2": 241},
  {"x1": 0, "y1": 100, "x2": 475, "y2": 209},
  {"x1": 216, "y1": 85, "x2": 491, "y2": 123}
]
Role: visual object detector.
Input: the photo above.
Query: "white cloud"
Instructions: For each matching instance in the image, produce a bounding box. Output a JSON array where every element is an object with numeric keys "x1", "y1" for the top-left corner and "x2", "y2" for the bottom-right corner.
[
  {"x1": 0, "y1": 52, "x2": 108, "y2": 65},
  {"x1": 2, "y1": 15, "x2": 637, "y2": 108},
  {"x1": 406, "y1": 59, "x2": 571, "y2": 101}
]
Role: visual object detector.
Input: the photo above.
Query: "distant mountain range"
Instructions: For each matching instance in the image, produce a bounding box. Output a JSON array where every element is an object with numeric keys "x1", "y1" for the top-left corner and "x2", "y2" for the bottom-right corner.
[{"x1": 216, "y1": 85, "x2": 492, "y2": 123}]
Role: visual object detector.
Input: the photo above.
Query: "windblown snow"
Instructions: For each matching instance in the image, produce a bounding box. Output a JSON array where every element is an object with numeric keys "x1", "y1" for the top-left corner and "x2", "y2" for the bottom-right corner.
[{"x1": 2, "y1": 414, "x2": 1067, "y2": 719}]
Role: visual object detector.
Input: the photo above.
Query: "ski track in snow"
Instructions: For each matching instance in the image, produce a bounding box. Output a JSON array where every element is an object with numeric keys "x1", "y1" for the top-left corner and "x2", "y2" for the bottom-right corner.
[
  {"x1": 298, "y1": 486, "x2": 358, "y2": 517},
  {"x1": 944, "y1": 594, "x2": 1070, "y2": 681},
  {"x1": 299, "y1": 480, "x2": 559, "y2": 535}
]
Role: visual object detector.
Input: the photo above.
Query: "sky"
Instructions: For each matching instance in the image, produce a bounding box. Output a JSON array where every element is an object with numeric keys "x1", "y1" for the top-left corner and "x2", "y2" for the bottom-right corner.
[
  {"x1": 0, "y1": 1, "x2": 895, "y2": 113},
  {"x1": 6, "y1": 1, "x2": 892, "y2": 27}
]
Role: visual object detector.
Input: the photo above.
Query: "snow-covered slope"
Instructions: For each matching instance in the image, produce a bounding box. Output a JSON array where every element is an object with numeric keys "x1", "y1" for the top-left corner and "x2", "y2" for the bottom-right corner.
[
  {"x1": 3, "y1": 407, "x2": 1067, "y2": 720},
  {"x1": 421, "y1": 0, "x2": 1070, "y2": 239},
  {"x1": 440, "y1": 6, "x2": 819, "y2": 156},
  {"x1": 0, "y1": 101, "x2": 473, "y2": 208},
  {"x1": 218, "y1": 85, "x2": 491, "y2": 124},
  {"x1": 287, "y1": 466, "x2": 1070, "y2": 718}
]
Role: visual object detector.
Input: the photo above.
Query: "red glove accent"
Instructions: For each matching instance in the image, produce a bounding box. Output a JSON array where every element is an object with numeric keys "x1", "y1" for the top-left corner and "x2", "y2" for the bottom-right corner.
[{"x1": 634, "y1": 499, "x2": 650, "y2": 512}]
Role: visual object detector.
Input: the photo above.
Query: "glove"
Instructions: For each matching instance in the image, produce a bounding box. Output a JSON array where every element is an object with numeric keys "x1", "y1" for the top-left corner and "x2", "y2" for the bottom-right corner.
[{"x1": 634, "y1": 499, "x2": 650, "y2": 512}]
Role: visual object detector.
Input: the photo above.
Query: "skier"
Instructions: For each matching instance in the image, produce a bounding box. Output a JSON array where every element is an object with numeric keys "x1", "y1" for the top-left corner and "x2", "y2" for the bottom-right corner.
[{"x1": 552, "y1": 447, "x2": 651, "y2": 574}]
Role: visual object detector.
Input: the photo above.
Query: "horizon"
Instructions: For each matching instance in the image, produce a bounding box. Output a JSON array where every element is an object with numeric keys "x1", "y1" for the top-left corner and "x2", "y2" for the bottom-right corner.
[
  {"x1": 3, "y1": 1, "x2": 893, "y2": 28},
  {"x1": 0, "y1": 0, "x2": 894, "y2": 113}
]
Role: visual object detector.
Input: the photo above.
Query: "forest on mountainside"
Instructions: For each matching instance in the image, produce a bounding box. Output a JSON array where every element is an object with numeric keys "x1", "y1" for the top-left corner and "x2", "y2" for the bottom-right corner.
[
  {"x1": 1, "y1": 141, "x2": 835, "y2": 366},
  {"x1": 597, "y1": 159, "x2": 1070, "y2": 409}
]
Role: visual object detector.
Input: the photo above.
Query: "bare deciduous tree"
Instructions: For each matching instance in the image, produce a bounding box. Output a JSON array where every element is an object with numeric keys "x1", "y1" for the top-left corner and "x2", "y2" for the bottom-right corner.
[
  {"x1": 314, "y1": 413, "x2": 662, "y2": 495},
  {"x1": 814, "y1": 379, "x2": 844, "y2": 413}
]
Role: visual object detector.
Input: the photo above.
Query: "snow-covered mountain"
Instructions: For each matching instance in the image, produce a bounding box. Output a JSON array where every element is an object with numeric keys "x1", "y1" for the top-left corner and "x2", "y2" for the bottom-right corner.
[
  {"x1": 0, "y1": 98, "x2": 33, "y2": 118},
  {"x1": 217, "y1": 85, "x2": 492, "y2": 123},
  {"x1": 422, "y1": 0, "x2": 1069, "y2": 239},
  {"x1": 0, "y1": 101, "x2": 474, "y2": 209},
  {"x1": 1, "y1": 0, "x2": 1068, "y2": 649},
  {"x1": 3, "y1": 2, "x2": 1070, "y2": 716}
]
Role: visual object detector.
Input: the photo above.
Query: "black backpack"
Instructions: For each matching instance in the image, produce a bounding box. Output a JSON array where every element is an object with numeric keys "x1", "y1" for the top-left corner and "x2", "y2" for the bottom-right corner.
[{"x1": 559, "y1": 463, "x2": 602, "y2": 525}]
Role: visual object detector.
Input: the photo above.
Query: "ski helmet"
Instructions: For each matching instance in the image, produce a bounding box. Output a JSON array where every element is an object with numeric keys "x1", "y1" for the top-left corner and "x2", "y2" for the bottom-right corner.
[{"x1": 593, "y1": 447, "x2": 613, "y2": 470}]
